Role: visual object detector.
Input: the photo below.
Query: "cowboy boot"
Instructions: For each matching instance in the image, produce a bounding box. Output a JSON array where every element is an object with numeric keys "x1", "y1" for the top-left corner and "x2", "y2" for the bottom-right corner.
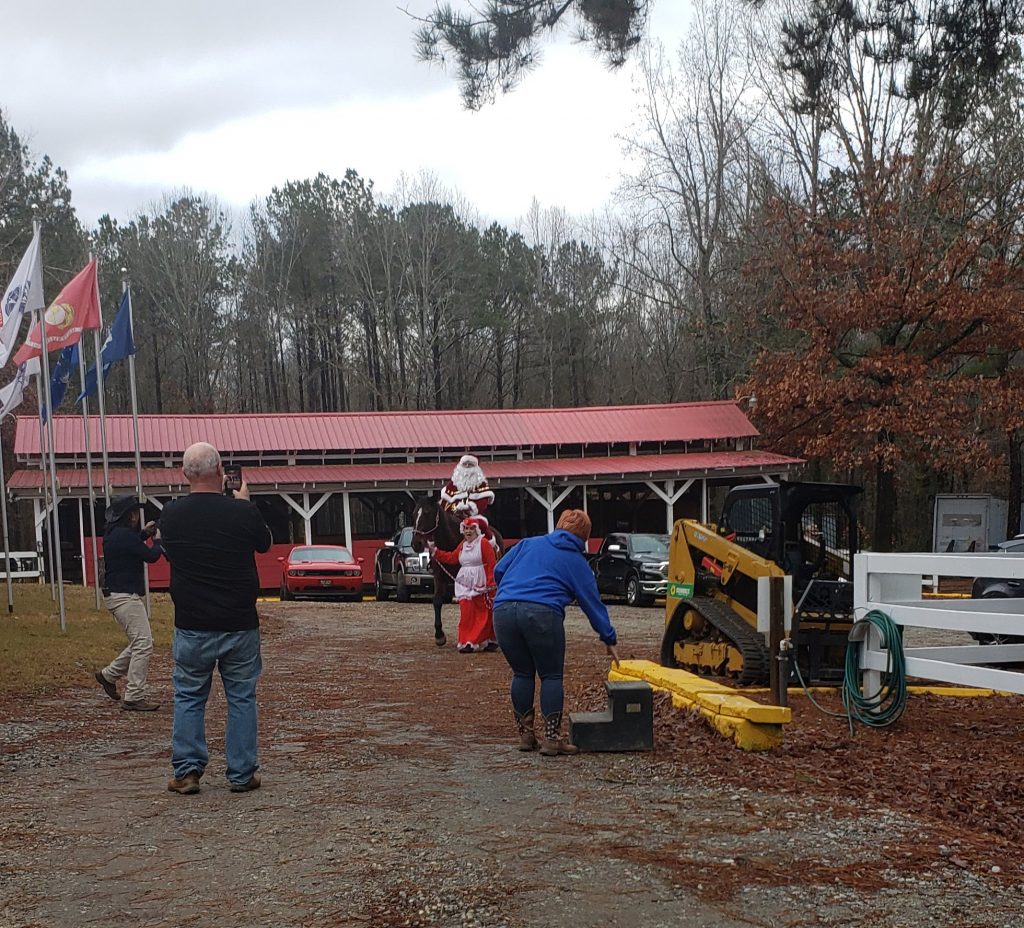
[
  {"x1": 514, "y1": 708, "x2": 538, "y2": 752},
  {"x1": 539, "y1": 712, "x2": 578, "y2": 756}
]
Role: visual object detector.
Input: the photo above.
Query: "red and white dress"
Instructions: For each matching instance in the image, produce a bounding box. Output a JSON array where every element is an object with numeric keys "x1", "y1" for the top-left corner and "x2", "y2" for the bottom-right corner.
[{"x1": 433, "y1": 535, "x2": 497, "y2": 652}]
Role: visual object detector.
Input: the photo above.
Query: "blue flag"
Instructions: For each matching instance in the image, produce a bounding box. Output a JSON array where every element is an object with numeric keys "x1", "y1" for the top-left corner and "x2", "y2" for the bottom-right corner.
[
  {"x1": 76, "y1": 290, "x2": 135, "y2": 403},
  {"x1": 41, "y1": 344, "x2": 78, "y2": 424}
]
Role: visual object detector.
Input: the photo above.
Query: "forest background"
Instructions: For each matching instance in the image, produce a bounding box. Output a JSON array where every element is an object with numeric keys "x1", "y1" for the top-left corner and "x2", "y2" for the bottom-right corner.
[{"x1": 3, "y1": 0, "x2": 1024, "y2": 552}]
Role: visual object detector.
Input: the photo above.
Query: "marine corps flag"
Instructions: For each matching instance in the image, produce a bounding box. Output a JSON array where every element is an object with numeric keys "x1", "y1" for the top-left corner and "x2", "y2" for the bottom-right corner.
[{"x1": 12, "y1": 259, "x2": 101, "y2": 366}]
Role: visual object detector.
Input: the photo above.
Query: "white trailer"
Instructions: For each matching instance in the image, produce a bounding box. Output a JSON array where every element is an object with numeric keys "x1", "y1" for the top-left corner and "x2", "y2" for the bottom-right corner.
[{"x1": 932, "y1": 494, "x2": 1015, "y2": 552}]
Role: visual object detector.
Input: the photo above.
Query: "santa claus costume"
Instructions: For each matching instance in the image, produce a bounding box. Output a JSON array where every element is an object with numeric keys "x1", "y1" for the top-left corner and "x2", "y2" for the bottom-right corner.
[
  {"x1": 440, "y1": 454, "x2": 494, "y2": 518},
  {"x1": 431, "y1": 516, "x2": 498, "y2": 653}
]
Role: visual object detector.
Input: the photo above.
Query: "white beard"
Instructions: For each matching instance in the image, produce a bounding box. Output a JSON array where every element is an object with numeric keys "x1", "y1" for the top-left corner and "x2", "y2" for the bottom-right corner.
[{"x1": 452, "y1": 464, "x2": 486, "y2": 492}]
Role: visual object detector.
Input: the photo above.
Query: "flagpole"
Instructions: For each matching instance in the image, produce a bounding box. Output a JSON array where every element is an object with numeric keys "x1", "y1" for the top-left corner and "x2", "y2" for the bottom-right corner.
[
  {"x1": 36, "y1": 380, "x2": 56, "y2": 599},
  {"x1": 77, "y1": 348, "x2": 101, "y2": 610},
  {"x1": 35, "y1": 222, "x2": 66, "y2": 631},
  {"x1": 0, "y1": 447, "x2": 14, "y2": 613},
  {"x1": 123, "y1": 273, "x2": 149, "y2": 614},
  {"x1": 92, "y1": 266, "x2": 110, "y2": 505}
]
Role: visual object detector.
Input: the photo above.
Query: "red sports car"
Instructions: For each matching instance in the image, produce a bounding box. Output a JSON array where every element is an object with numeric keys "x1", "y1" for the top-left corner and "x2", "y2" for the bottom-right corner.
[{"x1": 279, "y1": 545, "x2": 364, "y2": 602}]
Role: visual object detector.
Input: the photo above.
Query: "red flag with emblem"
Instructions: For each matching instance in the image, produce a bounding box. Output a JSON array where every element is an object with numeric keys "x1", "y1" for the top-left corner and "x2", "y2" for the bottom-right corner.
[{"x1": 12, "y1": 259, "x2": 101, "y2": 365}]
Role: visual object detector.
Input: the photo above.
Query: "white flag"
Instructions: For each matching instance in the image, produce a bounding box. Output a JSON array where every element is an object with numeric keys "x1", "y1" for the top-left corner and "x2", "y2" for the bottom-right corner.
[
  {"x1": 0, "y1": 229, "x2": 45, "y2": 368},
  {"x1": 0, "y1": 357, "x2": 40, "y2": 420}
]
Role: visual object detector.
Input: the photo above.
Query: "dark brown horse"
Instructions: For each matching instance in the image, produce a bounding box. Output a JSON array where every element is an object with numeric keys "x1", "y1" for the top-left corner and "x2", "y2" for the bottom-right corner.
[{"x1": 411, "y1": 495, "x2": 504, "y2": 647}]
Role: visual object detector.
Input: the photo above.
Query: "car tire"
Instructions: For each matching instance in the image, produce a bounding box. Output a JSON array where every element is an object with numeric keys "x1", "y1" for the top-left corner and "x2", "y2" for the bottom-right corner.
[
  {"x1": 396, "y1": 568, "x2": 411, "y2": 603},
  {"x1": 374, "y1": 567, "x2": 390, "y2": 602},
  {"x1": 626, "y1": 574, "x2": 651, "y2": 608},
  {"x1": 280, "y1": 582, "x2": 292, "y2": 602},
  {"x1": 970, "y1": 591, "x2": 1024, "y2": 645}
]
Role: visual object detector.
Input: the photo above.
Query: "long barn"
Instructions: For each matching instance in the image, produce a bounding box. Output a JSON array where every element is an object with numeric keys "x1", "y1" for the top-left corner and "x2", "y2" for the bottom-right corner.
[{"x1": 9, "y1": 401, "x2": 802, "y2": 588}]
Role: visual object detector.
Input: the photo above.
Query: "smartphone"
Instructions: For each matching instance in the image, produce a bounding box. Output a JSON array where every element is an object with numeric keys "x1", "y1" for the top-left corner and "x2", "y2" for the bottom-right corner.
[{"x1": 224, "y1": 463, "x2": 243, "y2": 496}]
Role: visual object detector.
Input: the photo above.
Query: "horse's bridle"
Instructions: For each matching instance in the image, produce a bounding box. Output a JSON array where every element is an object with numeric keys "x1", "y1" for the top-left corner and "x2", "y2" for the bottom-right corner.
[
  {"x1": 412, "y1": 505, "x2": 463, "y2": 584},
  {"x1": 412, "y1": 505, "x2": 440, "y2": 540}
]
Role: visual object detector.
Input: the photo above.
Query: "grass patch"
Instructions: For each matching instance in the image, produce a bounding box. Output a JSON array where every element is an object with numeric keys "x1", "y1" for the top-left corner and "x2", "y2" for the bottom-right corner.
[{"x1": 0, "y1": 584, "x2": 174, "y2": 695}]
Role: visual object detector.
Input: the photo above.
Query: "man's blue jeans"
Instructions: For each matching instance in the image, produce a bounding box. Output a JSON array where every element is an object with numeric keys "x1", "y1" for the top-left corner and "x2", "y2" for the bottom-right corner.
[
  {"x1": 493, "y1": 601, "x2": 565, "y2": 717},
  {"x1": 171, "y1": 628, "x2": 262, "y2": 785}
]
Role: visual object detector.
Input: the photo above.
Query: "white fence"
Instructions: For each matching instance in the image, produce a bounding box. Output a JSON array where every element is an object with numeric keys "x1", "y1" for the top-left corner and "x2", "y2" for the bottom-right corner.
[
  {"x1": 0, "y1": 550, "x2": 42, "y2": 581},
  {"x1": 854, "y1": 551, "x2": 1024, "y2": 695}
]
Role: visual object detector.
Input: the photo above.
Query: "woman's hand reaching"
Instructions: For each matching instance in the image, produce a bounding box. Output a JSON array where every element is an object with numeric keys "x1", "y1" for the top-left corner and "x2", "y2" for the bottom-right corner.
[{"x1": 606, "y1": 643, "x2": 621, "y2": 667}]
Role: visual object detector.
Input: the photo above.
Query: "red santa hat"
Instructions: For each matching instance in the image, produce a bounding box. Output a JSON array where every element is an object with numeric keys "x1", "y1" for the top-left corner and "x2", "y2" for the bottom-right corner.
[{"x1": 460, "y1": 516, "x2": 492, "y2": 539}]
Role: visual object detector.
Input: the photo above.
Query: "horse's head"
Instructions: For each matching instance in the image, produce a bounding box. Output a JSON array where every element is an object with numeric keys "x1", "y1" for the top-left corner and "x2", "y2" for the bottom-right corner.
[{"x1": 411, "y1": 497, "x2": 440, "y2": 553}]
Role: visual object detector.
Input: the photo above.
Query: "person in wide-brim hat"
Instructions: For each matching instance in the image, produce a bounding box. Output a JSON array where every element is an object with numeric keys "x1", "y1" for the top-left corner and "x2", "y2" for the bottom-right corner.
[
  {"x1": 105, "y1": 494, "x2": 140, "y2": 529},
  {"x1": 94, "y1": 494, "x2": 163, "y2": 711}
]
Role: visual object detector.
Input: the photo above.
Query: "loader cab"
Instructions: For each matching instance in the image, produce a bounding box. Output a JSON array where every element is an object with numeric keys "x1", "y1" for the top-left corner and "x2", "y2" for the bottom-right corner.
[
  {"x1": 719, "y1": 480, "x2": 861, "y2": 593},
  {"x1": 719, "y1": 480, "x2": 862, "y2": 683}
]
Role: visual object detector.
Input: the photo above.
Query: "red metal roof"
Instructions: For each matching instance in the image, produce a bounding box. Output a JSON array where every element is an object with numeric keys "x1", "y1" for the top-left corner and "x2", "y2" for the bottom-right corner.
[
  {"x1": 14, "y1": 401, "x2": 759, "y2": 457},
  {"x1": 6, "y1": 451, "x2": 801, "y2": 497}
]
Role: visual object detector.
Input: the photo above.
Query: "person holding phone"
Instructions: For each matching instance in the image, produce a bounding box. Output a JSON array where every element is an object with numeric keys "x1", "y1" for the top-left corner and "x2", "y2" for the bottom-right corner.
[
  {"x1": 223, "y1": 463, "x2": 242, "y2": 496},
  {"x1": 160, "y1": 443, "x2": 272, "y2": 796}
]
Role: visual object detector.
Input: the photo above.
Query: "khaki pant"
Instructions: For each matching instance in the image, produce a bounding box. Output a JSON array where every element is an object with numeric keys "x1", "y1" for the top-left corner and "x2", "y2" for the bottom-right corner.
[{"x1": 102, "y1": 593, "x2": 153, "y2": 703}]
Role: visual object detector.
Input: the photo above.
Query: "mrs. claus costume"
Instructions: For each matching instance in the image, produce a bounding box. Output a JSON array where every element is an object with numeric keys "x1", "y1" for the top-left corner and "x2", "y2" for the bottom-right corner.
[{"x1": 432, "y1": 516, "x2": 498, "y2": 653}]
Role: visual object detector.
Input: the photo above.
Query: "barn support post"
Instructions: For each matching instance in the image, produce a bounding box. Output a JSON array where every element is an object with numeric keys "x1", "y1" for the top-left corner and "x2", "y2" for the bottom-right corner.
[
  {"x1": 280, "y1": 492, "x2": 334, "y2": 547},
  {"x1": 525, "y1": 484, "x2": 577, "y2": 534},
  {"x1": 343, "y1": 491, "x2": 353, "y2": 551},
  {"x1": 33, "y1": 498, "x2": 44, "y2": 585},
  {"x1": 645, "y1": 479, "x2": 694, "y2": 534},
  {"x1": 78, "y1": 499, "x2": 86, "y2": 588}
]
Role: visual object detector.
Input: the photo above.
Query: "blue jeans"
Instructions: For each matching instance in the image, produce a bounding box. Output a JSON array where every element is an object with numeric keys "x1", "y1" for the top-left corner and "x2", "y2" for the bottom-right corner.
[
  {"x1": 171, "y1": 628, "x2": 262, "y2": 785},
  {"x1": 493, "y1": 601, "x2": 565, "y2": 717}
]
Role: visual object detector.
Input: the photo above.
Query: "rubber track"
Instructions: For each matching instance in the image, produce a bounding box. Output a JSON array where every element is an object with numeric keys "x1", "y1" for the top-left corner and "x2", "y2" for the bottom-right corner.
[{"x1": 683, "y1": 596, "x2": 771, "y2": 686}]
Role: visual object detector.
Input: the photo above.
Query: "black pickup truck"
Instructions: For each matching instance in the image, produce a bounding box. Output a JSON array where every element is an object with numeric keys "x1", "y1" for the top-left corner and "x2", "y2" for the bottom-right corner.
[
  {"x1": 374, "y1": 527, "x2": 435, "y2": 602},
  {"x1": 590, "y1": 532, "x2": 670, "y2": 607}
]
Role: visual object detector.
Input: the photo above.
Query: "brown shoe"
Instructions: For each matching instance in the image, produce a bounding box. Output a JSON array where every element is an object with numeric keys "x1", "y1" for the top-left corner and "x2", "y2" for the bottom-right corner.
[
  {"x1": 94, "y1": 670, "x2": 119, "y2": 701},
  {"x1": 167, "y1": 772, "x2": 201, "y2": 795},
  {"x1": 515, "y1": 708, "x2": 538, "y2": 752},
  {"x1": 539, "y1": 713, "x2": 579, "y2": 756},
  {"x1": 230, "y1": 773, "x2": 261, "y2": 793},
  {"x1": 121, "y1": 699, "x2": 160, "y2": 712}
]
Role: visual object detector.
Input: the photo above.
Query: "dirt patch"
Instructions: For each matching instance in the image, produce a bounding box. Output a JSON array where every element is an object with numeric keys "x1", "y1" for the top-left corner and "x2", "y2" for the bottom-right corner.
[{"x1": 1, "y1": 600, "x2": 1022, "y2": 927}]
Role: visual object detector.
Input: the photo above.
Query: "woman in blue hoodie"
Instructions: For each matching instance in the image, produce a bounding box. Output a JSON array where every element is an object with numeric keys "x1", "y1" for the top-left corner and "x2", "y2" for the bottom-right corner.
[{"x1": 492, "y1": 509, "x2": 620, "y2": 756}]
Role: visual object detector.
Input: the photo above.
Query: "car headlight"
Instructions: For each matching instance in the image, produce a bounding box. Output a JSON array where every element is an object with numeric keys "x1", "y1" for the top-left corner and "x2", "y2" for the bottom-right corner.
[
  {"x1": 405, "y1": 556, "x2": 423, "y2": 569},
  {"x1": 289, "y1": 569, "x2": 304, "y2": 577}
]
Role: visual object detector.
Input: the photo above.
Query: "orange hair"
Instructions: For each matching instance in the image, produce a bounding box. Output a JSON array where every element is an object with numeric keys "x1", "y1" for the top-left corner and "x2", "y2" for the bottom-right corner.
[{"x1": 556, "y1": 509, "x2": 592, "y2": 541}]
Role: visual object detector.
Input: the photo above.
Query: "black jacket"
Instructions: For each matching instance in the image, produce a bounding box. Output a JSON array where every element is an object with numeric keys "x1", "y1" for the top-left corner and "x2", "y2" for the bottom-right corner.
[
  {"x1": 160, "y1": 492, "x2": 273, "y2": 632},
  {"x1": 103, "y1": 525, "x2": 162, "y2": 596}
]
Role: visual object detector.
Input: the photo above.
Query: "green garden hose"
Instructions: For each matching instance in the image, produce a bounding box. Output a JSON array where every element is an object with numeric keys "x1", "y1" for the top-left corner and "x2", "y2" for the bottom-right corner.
[
  {"x1": 791, "y1": 608, "x2": 908, "y2": 734},
  {"x1": 840, "y1": 609, "x2": 908, "y2": 733}
]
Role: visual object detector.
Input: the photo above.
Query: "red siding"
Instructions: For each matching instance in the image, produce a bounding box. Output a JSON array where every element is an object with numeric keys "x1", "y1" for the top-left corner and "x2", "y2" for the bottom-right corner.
[
  {"x1": 82, "y1": 539, "x2": 301, "y2": 590},
  {"x1": 81, "y1": 536, "x2": 601, "y2": 593}
]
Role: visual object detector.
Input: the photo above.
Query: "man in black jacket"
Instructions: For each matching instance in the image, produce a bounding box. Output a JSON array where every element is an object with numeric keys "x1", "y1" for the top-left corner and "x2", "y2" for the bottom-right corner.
[
  {"x1": 160, "y1": 442, "x2": 272, "y2": 796},
  {"x1": 94, "y1": 494, "x2": 163, "y2": 711}
]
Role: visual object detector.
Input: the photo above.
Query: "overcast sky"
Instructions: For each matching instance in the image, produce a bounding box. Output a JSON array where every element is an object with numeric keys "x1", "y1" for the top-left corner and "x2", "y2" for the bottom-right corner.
[{"x1": 4, "y1": 1, "x2": 691, "y2": 230}]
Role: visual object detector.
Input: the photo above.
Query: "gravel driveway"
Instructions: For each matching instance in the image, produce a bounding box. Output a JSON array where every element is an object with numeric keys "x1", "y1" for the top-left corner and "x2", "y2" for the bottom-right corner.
[{"x1": 1, "y1": 599, "x2": 1021, "y2": 927}]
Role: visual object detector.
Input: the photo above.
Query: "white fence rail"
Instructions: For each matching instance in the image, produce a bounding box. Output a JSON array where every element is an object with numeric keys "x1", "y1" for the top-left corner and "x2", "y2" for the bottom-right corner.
[
  {"x1": 0, "y1": 550, "x2": 42, "y2": 580},
  {"x1": 854, "y1": 551, "x2": 1024, "y2": 695}
]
